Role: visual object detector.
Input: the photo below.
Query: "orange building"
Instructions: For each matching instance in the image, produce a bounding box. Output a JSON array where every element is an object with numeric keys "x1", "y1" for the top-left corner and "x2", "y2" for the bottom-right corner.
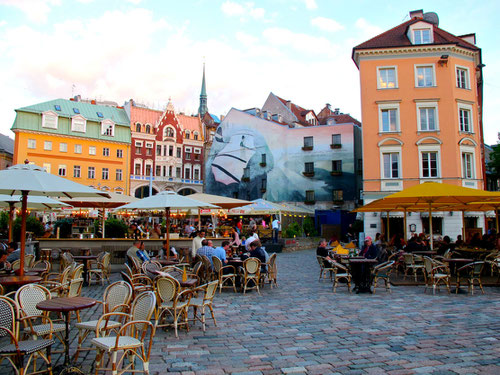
[
  {"x1": 353, "y1": 10, "x2": 485, "y2": 239},
  {"x1": 12, "y1": 98, "x2": 131, "y2": 194}
]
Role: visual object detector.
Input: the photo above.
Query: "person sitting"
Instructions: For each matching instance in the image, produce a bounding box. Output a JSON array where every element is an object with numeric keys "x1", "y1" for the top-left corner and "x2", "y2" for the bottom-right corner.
[
  {"x1": 437, "y1": 235, "x2": 451, "y2": 256},
  {"x1": 150, "y1": 223, "x2": 162, "y2": 239},
  {"x1": 158, "y1": 240, "x2": 178, "y2": 260},
  {"x1": 127, "y1": 240, "x2": 150, "y2": 265},
  {"x1": 213, "y1": 240, "x2": 230, "y2": 265},
  {"x1": 316, "y1": 238, "x2": 334, "y2": 267},
  {"x1": 360, "y1": 236, "x2": 378, "y2": 259},
  {"x1": 245, "y1": 240, "x2": 267, "y2": 273},
  {"x1": 6, "y1": 242, "x2": 21, "y2": 263},
  {"x1": 245, "y1": 231, "x2": 259, "y2": 251},
  {"x1": 0, "y1": 249, "x2": 11, "y2": 271},
  {"x1": 405, "y1": 236, "x2": 425, "y2": 253},
  {"x1": 197, "y1": 239, "x2": 215, "y2": 268}
]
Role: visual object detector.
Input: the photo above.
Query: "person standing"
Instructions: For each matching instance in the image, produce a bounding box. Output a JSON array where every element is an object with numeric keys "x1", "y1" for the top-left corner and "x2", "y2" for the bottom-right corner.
[
  {"x1": 191, "y1": 230, "x2": 205, "y2": 261},
  {"x1": 236, "y1": 219, "x2": 243, "y2": 234},
  {"x1": 272, "y1": 217, "x2": 280, "y2": 244}
]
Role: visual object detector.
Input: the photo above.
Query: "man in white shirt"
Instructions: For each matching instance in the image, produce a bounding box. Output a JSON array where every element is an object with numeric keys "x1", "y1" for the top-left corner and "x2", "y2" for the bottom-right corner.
[
  {"x1": 245, "y1": 231, "x2": 259, "y2": 251},
  {"x1": 191, "y1": 230, "x2": 205, "y2": 261},
  {"x1": 272, "y1": 218, "x2": 280, "y2": 243}
]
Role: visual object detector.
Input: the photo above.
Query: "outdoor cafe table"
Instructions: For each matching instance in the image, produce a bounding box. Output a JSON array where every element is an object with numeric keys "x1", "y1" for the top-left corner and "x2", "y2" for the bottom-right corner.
[
  {"x1": 454, "y1": 248, "x2": 491, "y2": 259},
  {"x1": 0, "y1": 274, "x2": 42, "y2": 288},
  {"x1": 37, "y1": 296, "x2": 96, "y2": 374},
  {"x1": 412, "y1": 251, "x2": 438, "y2": 256},
  {"x1": 156, "y1": 258, "x2": 179, "y2": 266},
  {"x1": 348, "y1": 258, "x2": 378, "y2": 294},
  {"x1": 443, "y1": 258, "x2": 474, "y2": 276},
  {"x1": 73, "y1": 255, "x2": 98, "y2": 286}
]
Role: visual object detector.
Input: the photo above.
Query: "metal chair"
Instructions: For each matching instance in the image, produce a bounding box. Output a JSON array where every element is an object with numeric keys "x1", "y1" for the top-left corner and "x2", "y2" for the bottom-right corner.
[
  {"x1": 189, "y1": 281, "x2": 218, "y2": 332},
  {"x1": 212, "y1": 256, "x2": 237, "y2": 293},
  {"x1": 0, "y1": 296, "x2": 55, "y2": 375},
  {"x1": 91, "y1": 291, "x2": 156, "y2": 375},
  {"x1": 456, "y1": 261, "x2": 485, "y2": 295},
  {"x1": 240, "y1": 258, "x2": 261, "y2": 294},
  {"x1": 74, "y1": 281, "x2": 133, "y2": 361},
  {"x1": 154, "y1": 276, "x2": 191, "y2": 338},
  {"x1": 423, "y1": 256, "x2": 451, "y2": 295},
  {"x1": 372, "y1": 261, "x2": 394, "y2": 293}
]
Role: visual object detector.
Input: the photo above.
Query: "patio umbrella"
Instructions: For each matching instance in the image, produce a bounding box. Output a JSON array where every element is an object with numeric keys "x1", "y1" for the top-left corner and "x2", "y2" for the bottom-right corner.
[
  {"x1": 115, "y1": 191, "x2": 219, "y2": 257},
  {"x1": 61, "y1": 192, "x2": 137, "y2": 238},
  {"x1": 0, "y1": 162, "x2": 109, "y2": 276},
  {"x1": 0, "y1": 195, "x2": 71, "y2": 242}
]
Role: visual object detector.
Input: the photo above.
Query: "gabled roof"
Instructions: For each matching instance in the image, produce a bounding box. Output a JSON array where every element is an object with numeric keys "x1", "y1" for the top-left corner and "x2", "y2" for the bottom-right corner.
[
  {"x1": 317, "y1": 106, "x2": 361, "y2": 126},
  {"x1": 16, "y1": 98, "x2": 129, "y2": 126},
  {"x1": 275, "y1": 95, "x2": 317, "y2": 126},
  {"x1": 129, "y1": 105, "x2": 163, "y2": 127},
  {"x1": 0, "y1": 133, "x2": 14, "y2": 155},
  {"x1": 178, "y1": 114, "x2": 203, "y2": 138},
  {"x1": 353, "y1": 18, "x2": 479, "y2": 52}
]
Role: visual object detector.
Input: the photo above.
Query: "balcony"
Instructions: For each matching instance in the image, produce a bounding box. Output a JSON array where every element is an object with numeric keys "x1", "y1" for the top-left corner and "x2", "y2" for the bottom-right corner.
[
  {"x1": 330, "y1": 144, "x2": 342, "y2": 149},
  {"x1": 302, "y1": 171, "x2": 315, "y2": 177},
  {"x1": 330, "y1": 171, "x2": 342, "y2": 176},
  {"x1": 301, "y1": 146, "x2": 313, "y2": 151},
  {"x1": 259, "y1": 162, "x2": 267, "y2": 167}
]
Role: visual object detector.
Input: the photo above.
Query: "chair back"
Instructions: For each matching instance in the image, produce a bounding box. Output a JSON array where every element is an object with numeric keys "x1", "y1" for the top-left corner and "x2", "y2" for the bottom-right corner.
[
  {"x1": 203, "y1": 280, "x2": 218, "y2": 301},
  {"x1": 71, "y1": 264, "x2": 84, "y2": 280},
  {"x1": 423, "y1": 256, "x2": 433, "y2": 274},
  {"x1": 374, "y1": 260, "x2": 394, "y2": 274},
  {"x1": 316, "y1": 256, "x2": 324, "y2": 267},
  {"x1": 243, "y1": 257, "x2": 261, "y2": 274},
  {"x1": 0, "y1": 296, "x2": 17, "y2": 338},
  {"x1": 124, "y1": 263, "x2": 135, "y2": 277},
  {"x1": 31, "y1": 260, "x2": 50, "y2": 273},
  {"x1": 60, "y1": 264, "x2": 75, "y2": 285},
  {"x1": 101, "y1": 252, "x2": 111, "y2": 270},
  {"x1": 25, "y1": 254, "x2": 35, "y2": 269},
  {"x1": 104, "y1": 281, "x2": 133, "y2": 313},
  {"x1": 15, "y1": 284, "x2": 51, "y2": 317},
  {"x1": 155, "y1": 276, "x2": 179, "y2": 304},
  {"x1": 97, "y1": 251, "x2": 106, "y2": 263},
  {"x1": 471, "y1": 261, "x2": 485, "y2": 276},
  {"x1": 67, "y1": 278, "x2": 84, "y2": 297},
  {"x1": 10, "y1": 259, "x2": 21, "y2": 271},
  {"x1": 142, "y1": 261, "x2": 161, "y2": 279},
  {"x1": 331, "y1": 260, "x2": 348, "y2": 273},
  {"x1": 0, "y1": 284, "x2": 4, "y2": 295},
  {"x1": 212, "y1": 256, "x2": 223, "y2": 273},
  {"x1": 192, "y1": 261, "x2": 203, "y2": 278},
  {"x1": 131, "y1": 257, "x2": 142, "y2": 273},
  {"x1": 130, "y1": 291, "x2": 156, "y2": 330},
  {"x1": 403, "y1": 253, "x2": 415, "y2": 266}
]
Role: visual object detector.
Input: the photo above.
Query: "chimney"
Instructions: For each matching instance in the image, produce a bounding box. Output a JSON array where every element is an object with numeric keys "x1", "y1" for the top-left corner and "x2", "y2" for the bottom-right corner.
[
  {"x1": 286, "y1": 100, "x2": 291, "y2": 110},
  {"x1": 326, "y1": 103, "x2": 331, "y2": 110},
  {"x1": 91, "y1": 100, "x2": 96, "y2": 105},
  {"x1": 334, "y1": 108, "x2": 340, "y2": 115},
  {"x1": 409, "y1": 9, "x2": 424, "y2": 19}
]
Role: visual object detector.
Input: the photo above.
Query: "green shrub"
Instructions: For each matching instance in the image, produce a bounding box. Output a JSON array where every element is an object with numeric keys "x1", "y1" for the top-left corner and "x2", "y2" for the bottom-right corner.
[
  {"x1": 0, "y1": 211, "x2": 9, "y2": 238},
  {"x1": 104, "y1": 218, "x2": 129, "y2": 238},
  {"x1": 303, "y1": 216, "x2": 317, "y2": 237},
  {"x1": 283, "y1": 222, "x2": 302, "y2": 238},
  {"x1": 13, "y1": 216, "x2": 44, "y2": 241},
  {"x1": 54, "y1": 218, "x2": 73, "y2": 238}
]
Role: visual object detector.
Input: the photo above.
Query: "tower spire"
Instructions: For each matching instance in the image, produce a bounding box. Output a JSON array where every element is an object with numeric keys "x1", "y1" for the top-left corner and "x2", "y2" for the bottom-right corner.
[{"x1": 198, "y1": 62, "x2": 208, "y2": 117}]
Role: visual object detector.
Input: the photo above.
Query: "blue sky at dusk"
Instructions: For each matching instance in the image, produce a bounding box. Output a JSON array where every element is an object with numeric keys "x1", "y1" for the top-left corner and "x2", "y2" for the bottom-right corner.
[{"x1": 0, "y1": 0, "x2": 498, "y2": 143}]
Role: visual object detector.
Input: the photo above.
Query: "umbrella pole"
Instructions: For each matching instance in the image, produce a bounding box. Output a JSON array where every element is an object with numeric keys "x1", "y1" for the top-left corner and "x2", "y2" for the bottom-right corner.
[
  {"x1": 8, "y1": 202, "x2": 14, "y2": 243},
  {"x1": 166, "y1": 208, "x2": 170, "y2": 259},
  {"x1": 496, "y1": 209, "x2": 499, "y2": 233},
  {"x1": 403, "y1": 208, "x2": 407, "y2": 242},
  {"x1": 101, "y1": 208, "x2": 106, "y2": 238},
  {"x1": 198, "y1": 209, "x2": 201, "y2": 231},
  {"x1": 19, "y1": 191, "x2": 28, "y2": 277},
  {"x1": 462, "y1": 210, "x2": 466, "y2": 241},
  {"x1": 386, "y1": 211, "x2": 390, "y2": 240},
  {"x1": 429, "y1": 203, "x2": 433, "y2": 250}
]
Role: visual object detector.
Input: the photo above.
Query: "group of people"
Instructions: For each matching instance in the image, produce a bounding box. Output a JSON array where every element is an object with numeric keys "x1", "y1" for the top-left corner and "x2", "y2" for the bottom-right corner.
[{"x1": 0, "y1": 242, "x2": 22, "y2": 271}]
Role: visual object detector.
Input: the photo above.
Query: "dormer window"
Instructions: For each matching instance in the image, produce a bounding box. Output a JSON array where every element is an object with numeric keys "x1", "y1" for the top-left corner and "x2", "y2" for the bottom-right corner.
[
  {"x1": 408, "y1": 22, "x2": 433, "y2": 45},
  {"x1": 71, "y1": 115, "x2": 86, "y2": 132},
  {"x1": 101, "y1": 119, "x2": 115, "y2": 136},
  {"x1": 42, "y1": 111, "x2": 58, "y2": 129}
]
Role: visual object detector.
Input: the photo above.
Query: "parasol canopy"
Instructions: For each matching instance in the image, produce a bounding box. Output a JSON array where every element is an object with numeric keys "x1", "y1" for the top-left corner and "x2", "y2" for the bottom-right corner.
[{"x1": 186, "y1": 193, "x2": 251, "y2": 209}]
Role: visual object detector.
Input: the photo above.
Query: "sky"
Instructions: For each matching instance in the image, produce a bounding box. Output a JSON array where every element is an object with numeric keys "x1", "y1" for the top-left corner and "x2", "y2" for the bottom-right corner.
[{"x1": 0, "y1": 0, "x2": 498, "y2": 144}]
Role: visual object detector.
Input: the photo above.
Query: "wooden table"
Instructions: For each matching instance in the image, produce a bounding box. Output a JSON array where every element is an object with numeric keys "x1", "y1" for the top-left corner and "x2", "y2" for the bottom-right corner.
[
  {"x1": 37, "y1": 297, "x2": 96, "y2": 373},
  {"x1": 73, "y1": 255, "x2": 98, "y2": 286},
  {"x1": 156, "y1": 258, "x2": 179, "y2": 266},
  {"x1": 348, "y1": 258, "x2": 378, "y2": 293},
  {"x1": 412, "y1": 251, "x2": 437, "y2": 256},
  {"x1": 443, "y1": 258, "x2": 473, "y2": 275},
  {"x1": 0, "y1": 275, "x2": 42, "y2": 287}
]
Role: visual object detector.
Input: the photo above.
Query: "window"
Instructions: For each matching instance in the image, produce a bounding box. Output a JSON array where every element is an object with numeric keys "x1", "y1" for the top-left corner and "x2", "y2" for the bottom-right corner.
[
  {"x1": 184, "y1": 168, "x2": 190, "y2": 179},
  {"x1": 169, "y1": 166, "x2": 173, "y2": 176},
  {"x1": 332, "y1": 160, "x2": 342, "y2": 174},
  {"x1": 89, "y1": 146, "x2": 96, "y2": 155},
  {"x1": 194, "y1": 168, "x2": 200, "y2": 180},
  {"x1": 88, "y1": 167, "x2": 95, "y2": 179},
  {"x1": 261, "y1": 154, "x2": 266, "y2": 165},
  {"x1": 156, "y1": 165, "x2": 161, "y2": 176},
  {"x1": 377, "y1": 67, "x2": 397, "y2": 89},
  {"x1": 165, "y1": 127, "x2": 174, "y2": 138},
  {"x1": 73, "y1": 108, "x2": 80, "y2": 114},
  {"x1": 156, "y1": 145, "x2": 161, "y2": 155},
  {"x1": 71, "y1": 116, "x2": 86, "y2": 132},
  {"x1": 333, "y1": 189, "x2": 343, "y2": 202},
  {"x1": 145, "y1": 164, "x2": 152, "y2": 176},
  {"x1": 378, "y1": 102, "x2": 400, "y2": 133},
  {"x1": 135, "y1": 144, "x2": 142, "y2": 154},
  {"x1": 135, "y1": 123, "x2": 141, "y2": 132},
  {"x1": 176, "y1": 167, "x2": 181, "y2": 178},
  {"x1": 59, "y1": 142, "x2": 67, "y2": 152},
  {"x1": 305, "y1": 190, "x2": 315, "y2": 202},
  {"x1": 134, "y1": 163, "x2": 141, "y2": 175},
  {"x1": 54, "y1": 105, "x2": 61, "y2": 111},
  {"x1": 415, "y1": 65, "x2": 435, "y2": 87},
  {"x1": 44, "y1": 141, "x2": 52, "y2": 151},
  {"x1": 303, "y1": 136, "x2": 313, "y2": 149},
  {"x1": 382, "y1": 153, "x2": 399, "y2": 178},
  {"x1": 117, "y1": 149, "x2": 123, "y2": 158},
  {"x1": 102, "y1": 168, "x2": 109, "y2": 180},
  {"x1": 194, "y1": 153, "x2": 200, "y2": 161},
  {"x1": 73, "y1": 165, "x2": 81, "y2": 178},
  {"x1": 42, "y1": 163, "x2": 51, "y2": 174},
  {"x1": 101, "y1": 120, "x2": 114, "y2": 136},
  {"x1": 146, "y1": 147, "x2": 152, "y2": 156},
  {"x1": 176, "y1": 148, "x2": 181, "y2": 158},
  {"x1": 459, "y1": 105, "x2": 473, "y2": 133},
  {"x1": 116, "y1": 169, "x2": 123, "y2": 181},
  {"x1": 145, "y1": 125, "x2": 151, "y2": 134},
  {"x1": 185, "y1": 131, "x2": 190, "y2": 139},
  {"x1": 421, "y1": 152, "x2": 438, "y2": 178},
  {"x1": 456, "y1": 66, "x2": 469, "y2": 89},
  {"x1": 414, "y1": 28, "x2": 431, "y2": 44},
  {"x1": 304, "y1": 162, "x2": 314, "y2": 174},
  {"x1": 103, "y1": 148, "x2": 110, "y2": 157},
  {"x1": 28, "y1": 139, "x2": 36, "y2": 149},
  {"x1": 74, "y1": 144, "x2": 82, "y2": 154},
  {"x1": 261, "y1": 177, "x2": 267, "y2": 191},
  {"x1": 169, "y1": 146, "x2": 173, "y2": 156},
  {"x1": 42, "y1": 112, "x2": 58, "y2": 129},
  {"x1": 194, "y1": 132, "x2": 199, "y2": 140},
  {"x1": 163, "y1": 145, "x2": 167, "y2": 156},
  {"x1": 462, "y1": 153, "x2": 474, "y2": 179},
  {"x1": 185, "y1": 151, "x2": 191, "y2": 160},
  {"x1": 332, "y1": 134, "x2": 341, "y2": 146},
  {"x1": 58, "y1": 165, "x2": 66, "y2": 176},
  {"x1": 417, "y1": 103, "x2": 438, "y2": 131}
]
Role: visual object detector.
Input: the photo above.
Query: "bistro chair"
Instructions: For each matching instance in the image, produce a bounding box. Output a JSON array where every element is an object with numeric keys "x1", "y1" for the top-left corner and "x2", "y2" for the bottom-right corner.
[
  {"x1": 262, "y1": 253, "x2": 278, "y2": 288},
  {"x1": 24, "y1": 254, "x2": 35, "y2": 269},
  {"x1": 60, "y1": 251, "x2": 74, "y2": 271},
  {"x1": 189, "y1": 281, "x2": 218, "y2": 332},
  {"x1": 372, "y1": 261, "x2": 394, "y2": 293},
  {"x1": 316, "y1": 256, "x2": 334, "y2": 281},
  {"x1": 212, "y1": 256, "x2": 237, "y2": 293},
  {"x1": 141, "y1": 260, "x2": 162, "y2": 280},
  {"x1": 423, "y1": 256, "x2": 451, "y2": 295},
  {"x1": 14, "y1": 284, "x2": 66, "y2": 353},
  {"x1": 29, "y1": 260, "x2": 51, "y2": 278},
  {"x1": 0, "y1": 296, "x2": 55, "y2": 375},
  {"x1": 331, "y1": 261, "x2": 351, "y2": 293},
  {"x1": 74, "y1": 281, "x2": 133, "y2": 361},
  {"x1": 240, "y1": 258, "x2": 261, "y2": 294},
  {"x1": 456, "y1": 261, "x2": 485, "y2": 295},
  {"x1": 403, "y1": 253, "x2": 425, "y2": 282},
  {"x1": 120, "y1": 272, "x2": 153, "y2": 299},
  {"x1": 154, "y1": 276, "x2": 192, "y2": 338},
  {"x1": 10, "y1": 259, "x2": 21, "y2": 271},
  {"x1": 200, "y1": 255, "x2": 215, "y2": 283},
  {"x1": 91, "y1": 291, "x2": 156, "y2": 375},
  {"x1": 88, "y1": 252, "x2": 111, "y2": 285}
]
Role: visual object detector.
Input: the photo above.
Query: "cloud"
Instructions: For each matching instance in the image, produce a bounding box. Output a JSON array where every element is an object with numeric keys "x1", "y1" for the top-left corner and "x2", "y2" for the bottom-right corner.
[
  {"x1": 0, "y1": 0, "x2": 61, "y2": 23},
  {"x1": 221, "y1": 1, "x2": 265, "y2": 20},
  {"x1": 235, "y1": 31, "x2": 258, "y2": 46},
  {"x1": 311, "y1": 17, "x2": 344, "y2": 32},
  {"x1": 354, "y1": 17, "x2": 384, "y2": 40},
  {"x1": 303, "y1": 0, "x2": 317, "y2": 10}
]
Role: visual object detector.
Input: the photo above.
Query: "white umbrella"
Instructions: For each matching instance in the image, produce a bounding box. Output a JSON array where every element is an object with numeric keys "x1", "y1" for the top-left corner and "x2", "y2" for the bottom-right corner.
[
  {"x1": 0, "y1": 162, "x2": 109, "y2": 276},
  {"x1": 116, "y1": 190, "x2": 219, "y2": 257},
  {"x1": 0, "y1": 194, "x2": 71, "y2": 242}
]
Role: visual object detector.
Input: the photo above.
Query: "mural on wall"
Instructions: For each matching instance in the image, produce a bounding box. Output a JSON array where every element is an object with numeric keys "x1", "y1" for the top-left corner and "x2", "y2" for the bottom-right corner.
[{"x1": 205, "y1": 109, "x2": 357, "y2": 202}]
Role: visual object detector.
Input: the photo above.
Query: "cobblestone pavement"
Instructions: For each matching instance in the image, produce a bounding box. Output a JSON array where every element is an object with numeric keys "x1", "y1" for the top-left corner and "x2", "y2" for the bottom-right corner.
[{"x1": 3, "y1": 249, "x2": 500, "y2": 374}]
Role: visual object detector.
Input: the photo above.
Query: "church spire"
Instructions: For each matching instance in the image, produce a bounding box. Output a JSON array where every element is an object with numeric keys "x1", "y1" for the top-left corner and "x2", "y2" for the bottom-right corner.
[{"x1": 198, "y1": 63, "x2": 208, "y2": 117}]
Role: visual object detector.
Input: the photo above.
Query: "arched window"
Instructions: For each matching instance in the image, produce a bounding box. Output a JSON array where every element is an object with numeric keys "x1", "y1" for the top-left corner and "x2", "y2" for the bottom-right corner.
[
  {"x1": 165, "y1": 127, "x2": 174, "y2": 138},
  {"x1": 135, "y1": 123, "x2": 141, "y2": 132},
  {"x1": 193, "y1": 132, "x2": 199, "y2": 140},
  {"x1": 145, "y1": 124, "x2": 151, "y2": 133},
  {"x1": 185, "y1": 131, "x2": 190, "y2": 139}
]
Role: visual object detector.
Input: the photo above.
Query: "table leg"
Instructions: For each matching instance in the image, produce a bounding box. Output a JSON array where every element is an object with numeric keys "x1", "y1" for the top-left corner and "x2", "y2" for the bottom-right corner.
[
  {"x1": 63, "y1": 311, "x2": 70, "y2": 366},
  {"x1": 83, "y1": 261, "x2": 89, "y2": 287}
]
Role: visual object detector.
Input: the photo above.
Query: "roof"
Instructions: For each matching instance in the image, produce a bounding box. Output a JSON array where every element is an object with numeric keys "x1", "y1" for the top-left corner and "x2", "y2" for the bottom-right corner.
[
  {"x1": 353, "y1": 18, "x2": 479, "y2": 52},
  {"x1": 317, "y1": 106, "x2": 361, "y2": 126},
  {"x1": 275, "y1": 95, "x2": 316, "y2": 126},
  {"x1": 16, "y1": 98, "x2": 130, "y2": 126},
  {"x1": 209, "y1": 113, "x2": 220, "y2": 123},
  {"x1": 177, "y1": 114, "x2": 203, "y2": 135},
  {"x1": 0, "y1": 133, "x2": 14, "y2": 155},
  {"x1": 129, "y1": 105, "x2": 163, "y2": 127}
]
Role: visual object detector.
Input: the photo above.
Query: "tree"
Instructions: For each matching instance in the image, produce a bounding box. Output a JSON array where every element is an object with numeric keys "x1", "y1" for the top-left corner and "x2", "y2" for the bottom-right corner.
[{"x1": 488, "y1": 144, "x2": 500, "y2": 179}]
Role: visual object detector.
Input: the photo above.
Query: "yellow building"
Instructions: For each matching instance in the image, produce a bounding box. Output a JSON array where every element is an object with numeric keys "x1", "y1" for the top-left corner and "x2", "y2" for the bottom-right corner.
[{"x1": 12, "y1": 98, "x2": 131, "y2": 194}]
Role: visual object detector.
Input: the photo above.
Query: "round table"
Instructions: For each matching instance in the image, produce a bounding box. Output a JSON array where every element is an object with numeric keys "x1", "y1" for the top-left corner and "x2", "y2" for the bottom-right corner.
[
  {"x1": 0, "y1": 275, "x2": 42, "y2": 287},
  {"x1": 37, "y1": 297, "x2": 96, "y2": 374},
  {"x1": 156, "y1": 258, "x2": 179, "y2": 266},
  {"x1": 73, "y1": 255, "x2": 98, "y2": 286}
]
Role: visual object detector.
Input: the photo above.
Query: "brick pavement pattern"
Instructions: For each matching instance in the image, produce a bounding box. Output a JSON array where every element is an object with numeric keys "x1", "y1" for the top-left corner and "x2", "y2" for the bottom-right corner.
[{"x1": 2, "y1": 249, "x2": 500, "y2": 374}]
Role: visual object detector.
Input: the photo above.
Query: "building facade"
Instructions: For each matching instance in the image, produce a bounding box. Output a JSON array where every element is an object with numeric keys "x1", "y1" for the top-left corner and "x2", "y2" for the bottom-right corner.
[
  {"x1": 205, "y1": 93, "x2": 362, "y2": 210},
  {"x1": 353, "y1": 9, "x2": 485, "y2": 239},
  {"x1": 12, "y1": 98, "x2": 131, "y2": 194},
  {"x1": 0, "y1": 133, "x2": 14, "y2": 170}
]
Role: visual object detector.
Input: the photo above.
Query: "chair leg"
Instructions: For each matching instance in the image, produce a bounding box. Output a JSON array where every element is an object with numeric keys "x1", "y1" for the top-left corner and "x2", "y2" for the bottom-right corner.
[{"x1": 201, "y1": 306, "x2": 206, "y2": 332}]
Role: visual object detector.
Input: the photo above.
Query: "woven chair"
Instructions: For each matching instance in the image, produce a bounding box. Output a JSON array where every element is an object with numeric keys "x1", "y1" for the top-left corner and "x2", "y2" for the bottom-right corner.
[
  {"x1": 154, "y1": 276, "x2": 192, "y2": 338},
  {"x1": 129, "y1": 256, "x2": 143, "y2": 275},
  {"x1": 88, "y1": 253, "x2": 111, "y2": 285},
  {"x1": 212, "y1": 256, "x2": 237, "y2": 293},
  {"x1": 372, "y1": 261, "x2": 394, "y2": 293},
  {"x1": 71, "y1": 264, "x2": 84, "y2": 281},
  {"x1": 120, "y1": 272, "x2": 153, "y2": 299},
  {"x1": 14, "y1": 284, "x2": 66, "y2": 353},
  {"x1": 423, "y1": 256, "x2": 451, "y2": 295},
  {"x1": 262, "y1": 253, "x2": 277, "y2": 288},
  {"x1": 142, "y1": 260, "x2": 162, "y2": 280},
  {"x1": 60, "y1": 251, "x2": 74, "y2": 271},
  {"x1": 0, "y1": 296, "x2": 55, "y2": 375},
  {"x1": 0, "y1": 284, "x2": 3, "y2": 295},
  {"x1": 316, "y1": 256, "x2": 334, "y2": 281},
  {"x1": 331, "y1": 261, "x2": 352, "y2": 293},
  {"x1": 403, "y1": 253, "x2": 425, "y2": 282},
  {"x1": 189, "y1": 281, "x2": 218, "y2": 332},
  {"x1": 456, "y1": 261, "x2": 485, "y2": 295},
  {"x1": 91, "y1": 291, "x2": 156, "y2": 375},
  {"x1": 240, "y1": 258, "x2": 261, "y2": 294},
  {"x1": 10, "y1": 259, "x2": 20, "y2": 271},
  {"x1": 200, "y1": 255, "x2": 214, "y2": 283},
  {"x1": 25, "y1": 254, "x2": 35, "y2": 269},
  {"x1": 74, "y1": 281, "x2": 133, "y2": 361},
  {"x1": 30, "y1": 260, "x2": 50, "y2": 278}
]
